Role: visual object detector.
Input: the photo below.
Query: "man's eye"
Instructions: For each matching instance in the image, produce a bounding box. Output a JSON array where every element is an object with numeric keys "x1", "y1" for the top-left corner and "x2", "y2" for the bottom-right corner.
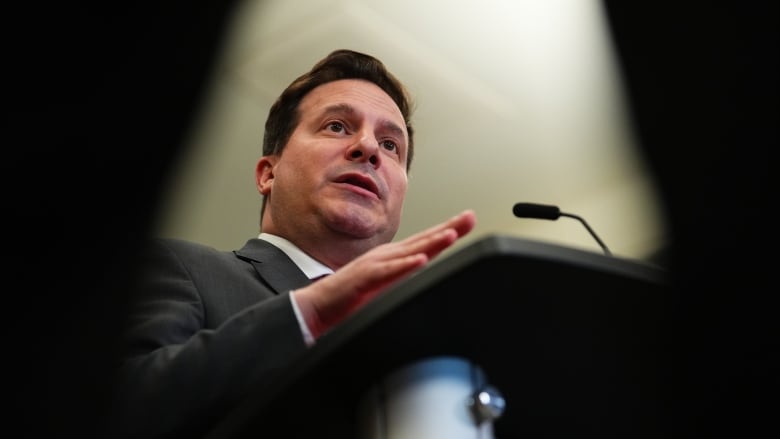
[
  {"x1": 327, "y1": 122, "x2": 344, "y2": 133},
  {"x1": 381, "y1": 140, "x2": 398, "y2": 153}
]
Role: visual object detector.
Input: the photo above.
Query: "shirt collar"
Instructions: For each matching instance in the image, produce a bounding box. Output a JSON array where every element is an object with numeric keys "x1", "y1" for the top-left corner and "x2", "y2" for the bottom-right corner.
[{"x1": 258, "y1": 232, "x2": 334, "y2": 279}]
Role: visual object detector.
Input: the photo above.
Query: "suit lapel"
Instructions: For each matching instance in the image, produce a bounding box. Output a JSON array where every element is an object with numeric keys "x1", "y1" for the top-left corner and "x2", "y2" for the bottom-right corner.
[{"x1": 234, "y1": 239, "x2": 311, "y2": 294}]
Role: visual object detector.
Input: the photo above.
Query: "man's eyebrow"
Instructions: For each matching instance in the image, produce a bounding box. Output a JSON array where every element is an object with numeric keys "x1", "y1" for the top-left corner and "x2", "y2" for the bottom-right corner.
[
  {"x1": 320, "y1": 103, "x2": 356, "y2": 118},
  {"x1": 378, "y1": 120, "x2": 406, "y2": 141}
]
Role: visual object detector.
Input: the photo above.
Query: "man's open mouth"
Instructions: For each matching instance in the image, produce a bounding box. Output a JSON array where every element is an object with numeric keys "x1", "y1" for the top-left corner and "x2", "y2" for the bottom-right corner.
[{"x1": 335, "y1": 173, "x2": 380, "y2": 197}]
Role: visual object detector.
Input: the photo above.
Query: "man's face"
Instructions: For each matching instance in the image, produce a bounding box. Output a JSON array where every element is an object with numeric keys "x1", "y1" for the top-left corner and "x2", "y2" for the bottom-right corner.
[{"x1": 258, "y1": 79, "x2": 409, "y2": 246}]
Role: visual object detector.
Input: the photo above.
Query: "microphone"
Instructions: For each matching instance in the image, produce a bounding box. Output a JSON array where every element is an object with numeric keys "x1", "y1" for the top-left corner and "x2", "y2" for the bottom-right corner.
[{"x1": 512, "y1": 202, "x2": 612, "y2": 256}]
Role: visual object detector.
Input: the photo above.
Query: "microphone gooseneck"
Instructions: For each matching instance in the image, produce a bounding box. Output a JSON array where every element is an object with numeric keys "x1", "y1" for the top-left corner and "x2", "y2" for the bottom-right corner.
[{"x1": 512, "y1": 202, "x2": 612, "y2": 256}]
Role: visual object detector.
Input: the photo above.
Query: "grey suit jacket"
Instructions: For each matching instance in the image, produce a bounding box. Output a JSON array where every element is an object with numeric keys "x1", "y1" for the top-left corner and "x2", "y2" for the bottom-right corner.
[{"x1": 109, "y1": 238, "x2": 314, "y2": 439}]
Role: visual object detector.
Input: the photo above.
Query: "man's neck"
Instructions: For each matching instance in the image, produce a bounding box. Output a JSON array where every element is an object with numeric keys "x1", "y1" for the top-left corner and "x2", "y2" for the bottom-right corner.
[{"x1": 260, "y1": 229, "x2": 381, "y2": 270}]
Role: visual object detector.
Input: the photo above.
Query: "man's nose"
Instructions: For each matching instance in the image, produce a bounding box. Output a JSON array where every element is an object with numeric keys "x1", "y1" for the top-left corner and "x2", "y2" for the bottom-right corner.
[{"x1": 346, "y1": 131, "x2": 380, "y2": 167}]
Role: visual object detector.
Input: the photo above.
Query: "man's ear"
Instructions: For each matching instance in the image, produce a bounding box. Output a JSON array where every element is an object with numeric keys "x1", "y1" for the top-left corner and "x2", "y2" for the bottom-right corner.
[{"x1": 255, "y1": 156, "x2": 276, "y2": 195}]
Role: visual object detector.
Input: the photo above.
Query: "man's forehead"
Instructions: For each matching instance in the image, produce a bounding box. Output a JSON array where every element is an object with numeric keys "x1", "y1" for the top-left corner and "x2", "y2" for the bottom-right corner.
[{"x1": 302, "y1": 79, "x2": 404, "y2": 125}]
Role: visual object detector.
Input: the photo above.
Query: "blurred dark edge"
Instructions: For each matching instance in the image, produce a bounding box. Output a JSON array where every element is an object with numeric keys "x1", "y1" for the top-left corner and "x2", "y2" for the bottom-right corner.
[
  {"x1": 7, "y1": 1, "x2": 242, "y2": 437},
  {"x1": 603, "y1": 2, "x2": 775, "y2": 437},
  {"x1": 6, "y1": 1, "x2": 775, "y2": 437}
]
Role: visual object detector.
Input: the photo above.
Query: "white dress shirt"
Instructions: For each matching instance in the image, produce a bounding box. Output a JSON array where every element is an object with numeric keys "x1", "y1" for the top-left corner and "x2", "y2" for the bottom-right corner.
[{"x1": 258, "y1": 233, "x2": 333, "y2": 346}]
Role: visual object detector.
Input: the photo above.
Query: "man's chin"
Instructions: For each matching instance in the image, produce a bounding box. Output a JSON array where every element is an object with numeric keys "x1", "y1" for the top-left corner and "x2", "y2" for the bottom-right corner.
[{"x1": 325, "y1": 212, "x2": 384, "y2": 239}]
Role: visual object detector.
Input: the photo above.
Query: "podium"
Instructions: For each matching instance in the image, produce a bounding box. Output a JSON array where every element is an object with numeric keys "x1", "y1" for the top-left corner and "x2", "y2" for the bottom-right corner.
[{"x1": 206, "y1": 234, "x2": 669, "y2": 438}]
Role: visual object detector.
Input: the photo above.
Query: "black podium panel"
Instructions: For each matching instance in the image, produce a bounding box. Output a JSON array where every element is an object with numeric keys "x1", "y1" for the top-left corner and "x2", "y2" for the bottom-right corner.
[{"x1": 207, "y1": 235, "x2": 669, "y2": 438}]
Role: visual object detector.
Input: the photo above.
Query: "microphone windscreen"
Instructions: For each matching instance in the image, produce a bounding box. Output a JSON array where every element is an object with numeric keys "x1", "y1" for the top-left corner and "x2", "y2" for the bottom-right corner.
[{"x1": 512, "y1": 202, "x2": 561, "y2": 220}]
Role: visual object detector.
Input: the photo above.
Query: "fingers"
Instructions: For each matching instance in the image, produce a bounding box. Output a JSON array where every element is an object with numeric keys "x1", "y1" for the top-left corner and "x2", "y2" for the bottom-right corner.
[
  {"x1": 402, "y1": 209, "x2": 476, "y2": 244},
  {"x1": 392, "y1": 210, "x2": 476, "y2": 259},
  {"x1": 297, "y1": 210, "x2": 478, "y2": 338},
  {"x1": 297, "y1": 252, "x2": 429, "y2": 336},
  {"x1": 347, "y1": 209, "x2": 476, "y2": 287},
  {"x1": 451, "y1": 209, "x2": 477, "y2": 237},
  {"x1": 354, "y1": 252, "x2": 429, "y2": 289}
]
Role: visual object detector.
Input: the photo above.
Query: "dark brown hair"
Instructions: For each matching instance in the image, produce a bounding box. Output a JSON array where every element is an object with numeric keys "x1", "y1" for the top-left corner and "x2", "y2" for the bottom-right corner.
[{"x1": 262, "y1": 49, "x2": 415, "y2": 169}]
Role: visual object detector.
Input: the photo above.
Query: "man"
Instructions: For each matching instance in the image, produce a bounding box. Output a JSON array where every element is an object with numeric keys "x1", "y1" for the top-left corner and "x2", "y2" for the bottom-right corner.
[{"x1": 109, "y1": 49, "x2": 476, "y2": 438}]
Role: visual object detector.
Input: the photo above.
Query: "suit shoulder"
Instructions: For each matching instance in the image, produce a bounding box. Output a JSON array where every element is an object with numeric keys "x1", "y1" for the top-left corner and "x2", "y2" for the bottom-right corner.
[{"x1": 143, "y1": 237, "x2": 235, "y2": 261}]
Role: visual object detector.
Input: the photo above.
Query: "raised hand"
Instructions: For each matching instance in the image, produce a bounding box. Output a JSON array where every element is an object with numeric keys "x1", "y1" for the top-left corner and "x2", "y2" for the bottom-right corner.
[{"x1": 293, "y1": 209, "x2": 476, "y2": 338}]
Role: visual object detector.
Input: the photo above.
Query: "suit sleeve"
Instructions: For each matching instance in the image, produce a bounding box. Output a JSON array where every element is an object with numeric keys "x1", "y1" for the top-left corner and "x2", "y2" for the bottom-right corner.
[{"x1": 107, "y1": 240, "x2": 308, "y2": 439}]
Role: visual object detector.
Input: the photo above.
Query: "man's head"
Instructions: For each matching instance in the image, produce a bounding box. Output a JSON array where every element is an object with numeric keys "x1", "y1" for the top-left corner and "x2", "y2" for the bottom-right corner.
[
  {"x1": 255, "y1": 50, "x2": 415, "y2": 267},
  {"x1": 262, "y1": 49, "x2": 414, "y2": 167}
]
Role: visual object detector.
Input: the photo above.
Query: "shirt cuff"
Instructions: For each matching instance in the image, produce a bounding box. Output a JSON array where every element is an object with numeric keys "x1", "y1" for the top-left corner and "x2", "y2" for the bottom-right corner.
[{"x1": 289, "y1": 290, "x2": 315, "y2": 347}]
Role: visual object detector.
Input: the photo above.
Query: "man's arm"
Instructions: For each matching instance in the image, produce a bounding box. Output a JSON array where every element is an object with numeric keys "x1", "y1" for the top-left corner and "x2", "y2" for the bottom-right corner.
[{"x1": 108, "y1": 240, "x2": 308, "y2": 439}]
